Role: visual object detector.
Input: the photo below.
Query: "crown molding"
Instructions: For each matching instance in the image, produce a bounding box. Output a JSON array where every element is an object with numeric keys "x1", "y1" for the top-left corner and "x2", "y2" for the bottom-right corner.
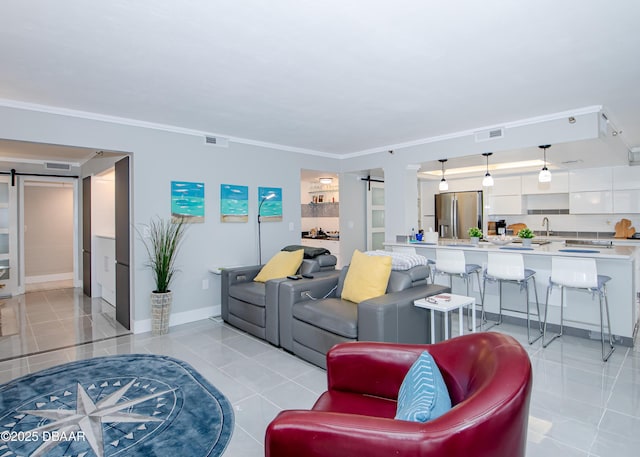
[
  {"x1": 0, "y1": 98, "x2": 340, "y2": 158},
  {"x1": 0, "y1": 98, "x2": 603, "y2": 161},
  {"x1": 342, "y1": 105, "x2": 603, "y2": 159}
]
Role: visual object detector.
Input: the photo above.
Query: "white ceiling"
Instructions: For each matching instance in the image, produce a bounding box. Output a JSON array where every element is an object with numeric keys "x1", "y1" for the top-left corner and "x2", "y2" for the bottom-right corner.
[{"x1": 1, "y1": 0, "x2": 639, "y2": 161}]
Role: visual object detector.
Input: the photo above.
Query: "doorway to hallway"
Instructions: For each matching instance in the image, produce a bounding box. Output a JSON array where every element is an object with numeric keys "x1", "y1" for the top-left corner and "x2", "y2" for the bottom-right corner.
[{"x1": 23, "y1": 179, "x2": 75, "y2": 291}]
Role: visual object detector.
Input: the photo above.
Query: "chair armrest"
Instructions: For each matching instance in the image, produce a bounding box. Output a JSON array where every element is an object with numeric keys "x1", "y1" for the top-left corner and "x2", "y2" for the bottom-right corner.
[
  {"x1": 358, "y1": 284, "x2": 450, "y2": 345},
  {"x1": 263, "y1": 275, "x2": 319, "y2": 345},
  {"x1": 277, "y1": 272, "x2": 341, "y2": 351},
  {"x1": 266, "y1": 410, "x2": 437, "y2": 457},
  {"x1": 223, "y1": 265, "x2": 262, "y2": 285},
  {"x1": 220, "y1": 265, "x2": 262, "y2": 320}
]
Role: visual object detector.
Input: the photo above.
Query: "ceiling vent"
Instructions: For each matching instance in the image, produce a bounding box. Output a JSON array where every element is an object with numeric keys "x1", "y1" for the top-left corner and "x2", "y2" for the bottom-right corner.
[
  {"x1": 204, "y1": 136, "x2": 229, "y2": 147},
  {"x1": 44, "y1": 162, "x2": 71, "y2": 171},
  {"x1": 475, "y1": 128, "x2": 505, "y2": 142}
]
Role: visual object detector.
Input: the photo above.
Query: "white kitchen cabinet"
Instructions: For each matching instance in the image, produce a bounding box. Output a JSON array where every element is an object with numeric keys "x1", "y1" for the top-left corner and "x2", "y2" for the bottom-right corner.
[
  {"x1": 491, "y1": 176, "x2": 522, "y2": 196},
  {"x1": 569, "y1": 168, "x2": 612, "y2": 192},
  {"x1": 521, "y1": 171, "x2": 569, "y2": 194},
  {"x1": 613, "y1": 189, "x2": 640, "y2": 213},
  {"x1": 569, "y1": 191, "x2": 613, "y2": 214},
  {"x1": 487, "y1": 195, "x2": 523, "y2": 215},
  {"x1": 612, "y1": 166, "x2": 640, "y2": 190}
]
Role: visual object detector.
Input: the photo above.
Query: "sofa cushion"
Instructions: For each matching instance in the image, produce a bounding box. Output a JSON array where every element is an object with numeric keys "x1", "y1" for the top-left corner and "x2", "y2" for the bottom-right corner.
[
  {"x1": 386, "y1": 270, "x2": 413, "y2": 293},
  {"x1": 403, "y1": 265, "x2": 430, "y2": 284},
  {"x1": 229, "y1": 281, "x2": 267, "y2": 306},
  {"x1": 293, "y1": 298, "x2": 358, "y2": 339},
  {"x1": 299, "y1": 255, "x2": 338, "y2": 274},
  {"x1": 395, "y1": 351, "x2": 452, "y2": 422},
  {"x1": 341, "y1": 250, "x2": 392, "y2": 303},
  {"x1": 254, "y1": 249, "x2": 304, "y2": 282}
]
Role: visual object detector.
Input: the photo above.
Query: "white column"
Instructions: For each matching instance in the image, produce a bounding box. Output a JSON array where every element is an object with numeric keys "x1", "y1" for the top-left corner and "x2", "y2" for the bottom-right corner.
[{"x1": 383, "y1": 164, "x2": 420, "y2": 242}]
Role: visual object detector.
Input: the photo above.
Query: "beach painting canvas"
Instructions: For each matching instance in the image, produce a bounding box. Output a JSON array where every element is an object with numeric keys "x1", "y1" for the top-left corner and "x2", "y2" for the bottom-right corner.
[
  {"x1": 171, "y1": 181, "x2": 205, "y2": 223},
  {"x1": 220, "y1": 184, "x2": 249, "y2": 222},
  {"x1": 258, "y1": 187, "x2": 282, "y2": 222}
]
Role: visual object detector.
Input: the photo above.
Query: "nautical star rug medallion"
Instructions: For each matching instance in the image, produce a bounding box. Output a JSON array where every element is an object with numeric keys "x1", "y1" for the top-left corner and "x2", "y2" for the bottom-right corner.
[{"x1": 0, "y1": 354, "x2": 234, "y2": 456}]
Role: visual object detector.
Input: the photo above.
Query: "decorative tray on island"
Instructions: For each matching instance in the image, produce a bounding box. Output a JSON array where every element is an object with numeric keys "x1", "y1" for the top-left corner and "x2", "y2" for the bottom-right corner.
[{"x1": 487, "y1": 236, "x2": 513, "y2": 246}]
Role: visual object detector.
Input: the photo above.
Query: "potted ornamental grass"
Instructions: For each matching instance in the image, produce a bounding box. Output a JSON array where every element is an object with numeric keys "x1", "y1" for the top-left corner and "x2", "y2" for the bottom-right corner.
[
  {"x1": 517, "y1": 227, "x2": 535, "y2": 247},
  {"x1": 468, "y1": 227, "x2": 483, "y2": 245},
  {"x1": 140, "y1": 216, "x2": 188, "y2": 335}
]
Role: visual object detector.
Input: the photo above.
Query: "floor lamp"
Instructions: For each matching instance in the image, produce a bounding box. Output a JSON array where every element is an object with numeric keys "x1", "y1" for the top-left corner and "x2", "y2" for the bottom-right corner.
[{"x1": 258, "y1": 193, "x2": 276, "y2": 264}]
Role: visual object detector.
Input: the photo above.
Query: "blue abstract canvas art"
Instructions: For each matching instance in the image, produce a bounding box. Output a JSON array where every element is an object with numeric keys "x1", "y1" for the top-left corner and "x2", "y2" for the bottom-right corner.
[
  {"x1": 171, "y1": 181, "x2": 205, "y2": 223},
  {"x1": 258, "y1": 187, "x2": 282, "y2": 222},
  {"x1": 220, "y1": 184, "x2": 249, "y2": 222}
]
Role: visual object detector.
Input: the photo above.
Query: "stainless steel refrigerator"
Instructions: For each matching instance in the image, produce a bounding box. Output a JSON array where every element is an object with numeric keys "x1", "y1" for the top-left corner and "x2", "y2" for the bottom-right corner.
[{"x1": 435, "y1": 191, "x2": 483, "y2": 239}]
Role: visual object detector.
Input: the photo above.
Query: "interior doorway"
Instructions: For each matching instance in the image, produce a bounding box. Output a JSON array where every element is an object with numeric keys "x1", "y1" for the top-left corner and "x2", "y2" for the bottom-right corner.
[
  {"x1": 82, "y1": 155, "x2": 131, "y2": 330},
  {"x1": 21, "y1": 177, "x2": 78, "y2": 293},
  {"x1": 300, "y1": 170, "x2": 341, "y2": 267}
]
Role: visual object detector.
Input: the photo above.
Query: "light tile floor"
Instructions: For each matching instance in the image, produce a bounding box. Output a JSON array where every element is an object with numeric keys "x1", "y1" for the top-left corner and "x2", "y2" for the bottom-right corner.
[
  {"x1": 0, "y1": 285, "x2": 130, "y2": 361},
  {"x1": 0, "y1": 290, "x2": 639, "y2": 456}
]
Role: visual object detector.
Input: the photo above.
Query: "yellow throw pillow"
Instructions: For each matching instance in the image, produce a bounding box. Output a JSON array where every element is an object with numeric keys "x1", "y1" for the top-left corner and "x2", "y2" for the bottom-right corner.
[
  {"x1": 341, "y1": 250, "x2": 392, "y2": 303},
  {"x1": 254, "y1": 249, "x2": 304, "y2": 282}
]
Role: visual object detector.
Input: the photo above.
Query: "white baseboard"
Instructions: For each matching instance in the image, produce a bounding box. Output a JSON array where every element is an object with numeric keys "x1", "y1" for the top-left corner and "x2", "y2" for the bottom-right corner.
[
  {"x1": 25, "y1": 273, "x2": 74, "y2": 284},
  {"x1": 132, "y1": 304, "x2": 221, "y2": 334}
]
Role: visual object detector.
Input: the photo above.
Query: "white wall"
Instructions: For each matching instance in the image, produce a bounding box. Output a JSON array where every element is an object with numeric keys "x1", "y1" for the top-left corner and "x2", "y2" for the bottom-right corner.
[
  {"x1": 338, "y1": 172, "x2": 367, "y2": 265},
  {"x1": 24, "y1": 183, "x2": 74, "y2": 279},
  {"x1": 0, "y1": 105, "x2": 340, "y2": 331},
  {"x1": 92, "y1": 170, "x2": 115, "y2": 237}
]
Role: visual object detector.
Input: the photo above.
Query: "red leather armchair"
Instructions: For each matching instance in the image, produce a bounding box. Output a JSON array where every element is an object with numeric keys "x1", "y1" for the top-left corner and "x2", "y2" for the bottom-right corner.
[{"x1": 265, "y1": 332, "x2": 532, "y2": 457}]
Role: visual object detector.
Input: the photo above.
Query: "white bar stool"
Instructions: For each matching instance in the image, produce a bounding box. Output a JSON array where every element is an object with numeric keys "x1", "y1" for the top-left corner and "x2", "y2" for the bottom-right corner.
[
  {"x1": 542, "y1": 256, "x2": 615, "y2": 361},
  {"x1": 434, "y1": 249, "x2": 484, "y2": 328},
  {"x1": 482, "y1": 252, "x2": 542, "y2": 344}
]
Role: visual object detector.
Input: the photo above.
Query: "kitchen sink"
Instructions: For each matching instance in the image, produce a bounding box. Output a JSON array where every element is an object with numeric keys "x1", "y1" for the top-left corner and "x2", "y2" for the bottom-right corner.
[
  {"x1": 511, "y1": 238, "x2": 552, "y2": 245},
  {"x1": 564, "y1": 239, "x2": 613, "y2": 248}
]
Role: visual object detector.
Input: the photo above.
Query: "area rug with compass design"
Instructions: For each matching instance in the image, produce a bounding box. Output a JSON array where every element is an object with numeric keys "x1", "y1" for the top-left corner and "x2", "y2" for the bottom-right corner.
[{"x1": 0, "y1": 354, "x2": 234, "y2": 457}]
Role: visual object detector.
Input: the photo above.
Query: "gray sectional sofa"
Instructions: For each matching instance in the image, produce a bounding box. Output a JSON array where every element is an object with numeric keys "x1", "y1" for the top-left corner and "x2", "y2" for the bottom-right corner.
[
  {"x1": 221, "y1": 254, "x2": 338, "y2": 346},
  {"x1": 277, "y1": 264, "x2": 449, "y2": 368}
]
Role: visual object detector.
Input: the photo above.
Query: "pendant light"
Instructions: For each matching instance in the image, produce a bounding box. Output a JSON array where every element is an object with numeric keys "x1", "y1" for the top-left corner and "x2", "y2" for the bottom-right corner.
[
  {"x1": 482, "y1": 152, "x2": 494, "y2": 187},
  {"x1": 438, "y1": 159, "x2": 449, "y2": 191},
  {"x1": 538, "y1": 144, "x2": 552, "y2": 182}
]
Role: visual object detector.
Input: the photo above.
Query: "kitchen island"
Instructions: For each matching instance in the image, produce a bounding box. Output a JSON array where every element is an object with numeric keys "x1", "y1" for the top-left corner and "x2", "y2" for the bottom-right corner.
[{"x1": 384, "y1": 240, "x2": 639, "y2": 346}]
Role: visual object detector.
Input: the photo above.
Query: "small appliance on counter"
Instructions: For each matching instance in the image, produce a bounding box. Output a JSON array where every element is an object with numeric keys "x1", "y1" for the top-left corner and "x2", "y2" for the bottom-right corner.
[{"x1": 495, "y1": 219, "x2": 507, "y2": 236}]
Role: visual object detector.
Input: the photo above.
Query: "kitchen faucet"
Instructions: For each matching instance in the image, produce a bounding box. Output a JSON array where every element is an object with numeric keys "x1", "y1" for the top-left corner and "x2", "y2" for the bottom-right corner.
[{"x1": 542, "y1": 217, "x2": 550, "y2": 237}]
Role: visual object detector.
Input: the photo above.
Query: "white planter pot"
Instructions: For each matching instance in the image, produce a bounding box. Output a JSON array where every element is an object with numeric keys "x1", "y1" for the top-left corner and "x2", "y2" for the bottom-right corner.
[
  {"x1": 151, "y1": 291, "x2": 173, "y2": 336},
  {"x1": 521, "y1": 238, "x2": 532, "y2": 247}
]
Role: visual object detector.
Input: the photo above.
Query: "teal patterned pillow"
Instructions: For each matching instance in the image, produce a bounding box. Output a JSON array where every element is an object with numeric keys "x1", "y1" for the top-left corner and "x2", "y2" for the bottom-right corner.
[{"x1": 395, "y1": 351, "x2": 452, "y2": 422}]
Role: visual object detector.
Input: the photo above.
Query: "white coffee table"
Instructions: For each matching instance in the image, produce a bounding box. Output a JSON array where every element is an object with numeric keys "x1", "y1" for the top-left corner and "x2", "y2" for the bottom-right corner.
[{"x1": 414, "y1": 293, "x2": 476, "y2": 343}]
